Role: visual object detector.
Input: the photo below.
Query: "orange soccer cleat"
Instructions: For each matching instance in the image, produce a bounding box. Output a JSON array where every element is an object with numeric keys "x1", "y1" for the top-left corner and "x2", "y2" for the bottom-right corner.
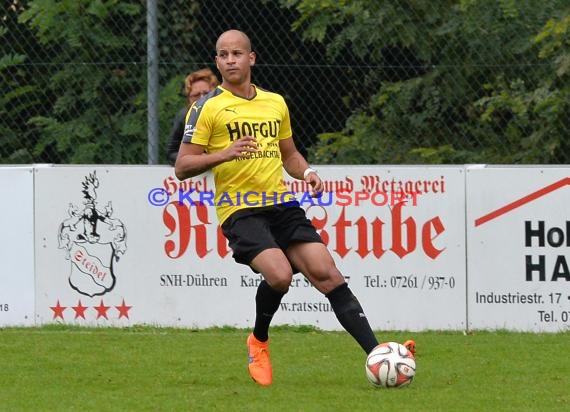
[
  {"x1": 403, "y1": 339, "x2": 416, "y2": 358},
  {"x1": 246, "y1": 333, "x2": 273, "y2": 386}
]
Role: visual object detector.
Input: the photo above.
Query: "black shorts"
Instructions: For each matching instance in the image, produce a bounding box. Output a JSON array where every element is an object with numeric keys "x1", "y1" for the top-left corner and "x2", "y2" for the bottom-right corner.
[{"x1": 221, "y1": 202, "x2": 323, "y2": 267}]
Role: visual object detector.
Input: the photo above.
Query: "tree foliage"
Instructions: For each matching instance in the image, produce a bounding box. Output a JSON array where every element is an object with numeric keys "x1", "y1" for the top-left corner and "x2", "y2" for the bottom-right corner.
[
  {"x1": 15, "y1": 0, "x2": 146, "y2": 163},
  {"x1": 280, "y1": 0, "x2": 569, "y2": 164},
  {"x1": 1, "y1": 0, "x2": 202, "y2": 164},
  {"x1": 2, "y1": 1, "x2": 568, "y2": 165},
  {"x1": 1, "y1": 2, "x2": 40, "y2": 163}
]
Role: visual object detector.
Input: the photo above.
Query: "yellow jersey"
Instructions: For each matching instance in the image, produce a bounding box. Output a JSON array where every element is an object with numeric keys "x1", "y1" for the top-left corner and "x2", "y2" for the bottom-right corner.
[{"x1": 182, "y1": 85, "x2": 293, "y2": 224}]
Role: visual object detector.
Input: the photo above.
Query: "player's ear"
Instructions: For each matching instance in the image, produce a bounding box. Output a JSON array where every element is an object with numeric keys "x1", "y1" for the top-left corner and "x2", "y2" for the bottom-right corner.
[{"x1": 249, "y1": 51, "x2": 256, "y2": 66}]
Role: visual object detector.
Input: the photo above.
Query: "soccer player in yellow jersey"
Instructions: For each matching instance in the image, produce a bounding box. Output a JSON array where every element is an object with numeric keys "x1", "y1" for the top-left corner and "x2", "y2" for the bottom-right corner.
[{"x1": 175, "y1": 29, "x2": 415, "y2": 386}]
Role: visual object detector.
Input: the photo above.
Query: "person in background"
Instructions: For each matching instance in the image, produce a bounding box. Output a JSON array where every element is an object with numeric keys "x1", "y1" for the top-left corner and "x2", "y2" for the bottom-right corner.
[{"x1": 167, "y1": 68, "x2": 219, "y2": 165}]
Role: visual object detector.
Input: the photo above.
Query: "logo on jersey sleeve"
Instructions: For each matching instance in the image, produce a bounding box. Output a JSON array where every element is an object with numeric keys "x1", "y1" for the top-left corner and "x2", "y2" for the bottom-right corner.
[
  {"x1": 182, "y1": 124, "x2": 197, "y2": 143},
  {"x1": 182, "y1": 101, "x2": 207, "y2": 143}
]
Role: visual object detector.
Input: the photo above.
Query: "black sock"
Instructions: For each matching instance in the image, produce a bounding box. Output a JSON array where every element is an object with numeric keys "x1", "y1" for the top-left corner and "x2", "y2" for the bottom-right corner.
[
  {"x1": 253, "y1": 280, "x2": 287, "y2": 342},
  {"x1": 326, "y1": 282, "x2": 379, "y2": 354}
]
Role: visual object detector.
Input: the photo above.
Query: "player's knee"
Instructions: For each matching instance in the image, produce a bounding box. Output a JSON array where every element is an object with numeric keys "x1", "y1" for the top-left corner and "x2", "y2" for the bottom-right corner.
[
  {"x1": 314, "y1": 265, "x2": 343, "y2": 283},
  {"x1": 270, "y1": 271, "x2": 293, "y2": 292},
  {"x1": 309, "y1": 266, "x2": 345, "y2": 294},
  {"x1": 261, "y1": 260, "x2": 293, "y2": 292}
]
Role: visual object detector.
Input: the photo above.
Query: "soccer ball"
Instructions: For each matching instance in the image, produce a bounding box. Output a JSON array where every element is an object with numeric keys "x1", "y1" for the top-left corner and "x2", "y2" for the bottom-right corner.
[{"x1": 365, "y1": 342, "x2": 416, "y2": 388}]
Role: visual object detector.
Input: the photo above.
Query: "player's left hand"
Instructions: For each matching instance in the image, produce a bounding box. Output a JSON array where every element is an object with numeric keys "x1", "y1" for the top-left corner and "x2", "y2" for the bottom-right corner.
[{"x1": 305, "y1": 171, "x2": 323, "y2": 197}]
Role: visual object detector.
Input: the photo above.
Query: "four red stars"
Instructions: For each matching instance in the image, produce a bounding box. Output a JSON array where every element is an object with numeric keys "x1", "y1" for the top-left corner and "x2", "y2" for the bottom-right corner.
[{"x1": 50, "y1": 299, "x2": 132, "y2": 320}]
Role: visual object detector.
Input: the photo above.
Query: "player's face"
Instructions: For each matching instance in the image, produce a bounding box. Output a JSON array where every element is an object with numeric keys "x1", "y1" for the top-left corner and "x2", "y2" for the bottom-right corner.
[
  {"x1": 215, "y1": 34, "x2": 255, "y2": 85},
  {"x1": 188, "y1": 79, "x2": 212, "y2": 104}
]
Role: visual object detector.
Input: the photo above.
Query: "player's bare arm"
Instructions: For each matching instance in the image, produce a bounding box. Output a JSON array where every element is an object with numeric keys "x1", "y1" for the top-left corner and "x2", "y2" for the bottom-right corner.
[
  {"x1": 279, "y1": 138, "x2": 323, "y2": 195},
  {"x1": 175, "y1": 136, "x2": 259, "y2": 180}
]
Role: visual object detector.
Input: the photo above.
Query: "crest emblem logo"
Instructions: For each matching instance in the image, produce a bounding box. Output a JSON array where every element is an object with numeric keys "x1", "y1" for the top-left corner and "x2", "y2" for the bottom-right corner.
[{"x1": 58, "y1": 171, "x2": 127, "y2": 297}]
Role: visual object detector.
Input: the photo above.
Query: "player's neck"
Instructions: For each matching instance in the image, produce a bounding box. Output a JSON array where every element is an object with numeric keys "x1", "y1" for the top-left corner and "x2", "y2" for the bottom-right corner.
[{"x1": 222, "y1": 82, "x2": 255, "y2": 99}]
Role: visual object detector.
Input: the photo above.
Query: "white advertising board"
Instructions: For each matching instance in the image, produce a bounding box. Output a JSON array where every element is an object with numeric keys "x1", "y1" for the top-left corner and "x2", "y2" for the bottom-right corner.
[
  {"x1": 0, "y1": 167, "x2": 35, "y2": 326},
  {"x1": 466, "y1": 166, "x2": 570, "y2": 332},
  {"x1": 34, "y1": 165, "x2": 466, "y2": 331},
  {"x1": 34, "y1": 166, "x2": 281, "y2": 327},
  {"x1": 278, "y1": 166, "x2": 467, "y2": 331}
]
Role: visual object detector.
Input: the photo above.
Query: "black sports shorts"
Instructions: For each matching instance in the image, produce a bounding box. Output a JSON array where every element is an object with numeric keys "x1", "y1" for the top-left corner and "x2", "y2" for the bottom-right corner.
[{"x1": 221, "y1": 201, "x2": 323, "y2": 267}]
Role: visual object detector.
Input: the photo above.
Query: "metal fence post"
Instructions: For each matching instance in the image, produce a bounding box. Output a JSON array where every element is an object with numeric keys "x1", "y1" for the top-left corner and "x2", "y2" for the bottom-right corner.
[{"x1": 147, "y1": 0, "x2": 159, "y2": 165}]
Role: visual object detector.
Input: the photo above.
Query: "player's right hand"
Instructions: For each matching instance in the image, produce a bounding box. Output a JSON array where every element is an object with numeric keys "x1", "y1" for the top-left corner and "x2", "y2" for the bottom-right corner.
[{"x1": 223, "y1": 135, "x2": 258, "y2": 160}]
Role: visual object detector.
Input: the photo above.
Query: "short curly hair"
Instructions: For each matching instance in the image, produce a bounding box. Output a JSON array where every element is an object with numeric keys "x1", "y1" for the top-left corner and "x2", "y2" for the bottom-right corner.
[{"x1": 184, "y1": 68, "x2": 219, "y2": 98}]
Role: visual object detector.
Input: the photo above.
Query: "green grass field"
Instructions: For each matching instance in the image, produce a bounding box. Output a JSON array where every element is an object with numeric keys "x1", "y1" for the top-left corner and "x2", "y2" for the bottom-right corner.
[{"x1": 1, "y1": 325, "x2": 568, "y2": 411}]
